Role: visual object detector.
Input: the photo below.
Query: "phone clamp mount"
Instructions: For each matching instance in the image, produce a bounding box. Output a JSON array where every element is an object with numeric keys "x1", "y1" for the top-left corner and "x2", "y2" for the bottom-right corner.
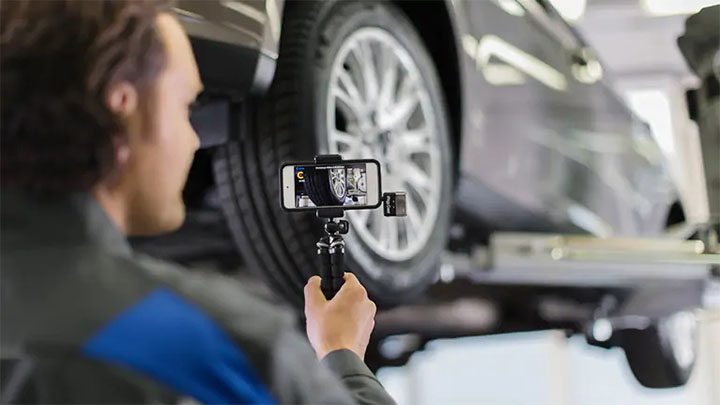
[{"x1": 312, "y1": 154, "x2": 406, "y2": 299}]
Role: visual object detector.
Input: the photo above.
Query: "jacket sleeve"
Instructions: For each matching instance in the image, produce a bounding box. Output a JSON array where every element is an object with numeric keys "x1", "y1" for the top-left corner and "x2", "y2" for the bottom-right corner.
[
  {"x1": 322, "y1": 349, "x2": 397, "y2": 405},
  {"x1": 270, "y1": 328, "x2": 396, "y2": 405}
]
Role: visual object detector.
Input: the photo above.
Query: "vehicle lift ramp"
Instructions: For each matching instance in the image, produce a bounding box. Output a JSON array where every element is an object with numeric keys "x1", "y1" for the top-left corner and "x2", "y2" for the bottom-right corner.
[{"x1": 445, "y1": 233, "x2": 720, "y2": 288}]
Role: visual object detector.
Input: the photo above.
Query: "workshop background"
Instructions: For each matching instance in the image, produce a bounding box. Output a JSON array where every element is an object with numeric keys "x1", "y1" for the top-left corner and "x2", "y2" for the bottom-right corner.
[{"x1": 377, "y1": 0, "x2": 720, "y2": 403}]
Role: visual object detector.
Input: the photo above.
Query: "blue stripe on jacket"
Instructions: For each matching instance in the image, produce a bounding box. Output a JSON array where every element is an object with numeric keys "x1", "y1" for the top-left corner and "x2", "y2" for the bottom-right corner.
[{"x1": 82, "y1": 287, "x2": 276, "y2": 404}]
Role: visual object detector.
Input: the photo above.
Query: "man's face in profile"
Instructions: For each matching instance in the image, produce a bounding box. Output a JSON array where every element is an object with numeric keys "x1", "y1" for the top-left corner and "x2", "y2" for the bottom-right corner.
[{"x1": 118, "y1": 14, "x2": 203, "y2": 236}]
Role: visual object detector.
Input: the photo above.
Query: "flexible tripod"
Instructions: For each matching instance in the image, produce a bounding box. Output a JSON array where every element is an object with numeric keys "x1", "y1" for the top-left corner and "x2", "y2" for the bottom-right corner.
[
  {"x1": 307, "y1": 154, "x2": 406, "y2": 299},
  {"x1": 316, "y1": 209, "x2": 349, "y2": 300}
]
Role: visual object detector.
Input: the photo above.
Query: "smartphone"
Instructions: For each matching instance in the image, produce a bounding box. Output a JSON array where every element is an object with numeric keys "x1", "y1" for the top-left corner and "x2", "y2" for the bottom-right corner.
[{"x1": 281, "y1": 159, "x2": 382, "y2": 210}]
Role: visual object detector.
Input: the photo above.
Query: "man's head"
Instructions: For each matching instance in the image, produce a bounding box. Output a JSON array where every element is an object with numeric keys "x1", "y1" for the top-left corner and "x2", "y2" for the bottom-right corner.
[{"x1": 1, "y1": 0, "x2": 202, "y2": 235}]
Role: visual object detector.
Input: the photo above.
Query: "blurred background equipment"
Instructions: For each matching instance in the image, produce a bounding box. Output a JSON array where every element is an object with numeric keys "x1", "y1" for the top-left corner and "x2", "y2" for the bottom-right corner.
[
  {"x1": 131, "y1": 0, "x2": 720, "y2": 396},
  {"x1": 677, "y1": 4, "x2": 720, "y2": 245}
]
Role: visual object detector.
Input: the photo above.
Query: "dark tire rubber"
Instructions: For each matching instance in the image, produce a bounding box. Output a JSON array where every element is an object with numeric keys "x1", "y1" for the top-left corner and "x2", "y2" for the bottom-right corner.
[
  {"x1": 617, "y1": 323, "x2": 695, "y2": 388},
  {"x1": 304, "y1": 167, "x2": 345, "y2": 206}
]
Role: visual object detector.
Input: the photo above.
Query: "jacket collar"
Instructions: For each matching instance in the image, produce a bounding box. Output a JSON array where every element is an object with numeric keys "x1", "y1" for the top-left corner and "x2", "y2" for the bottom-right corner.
[{"x1": 1, "y1": 190, "x2": 132, "y2": 257}]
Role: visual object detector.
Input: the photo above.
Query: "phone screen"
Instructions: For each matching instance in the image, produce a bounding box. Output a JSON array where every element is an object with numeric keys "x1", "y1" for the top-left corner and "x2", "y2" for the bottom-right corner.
[{"x1": 282, "y1": 160, "x2": 380, "y2": 210}]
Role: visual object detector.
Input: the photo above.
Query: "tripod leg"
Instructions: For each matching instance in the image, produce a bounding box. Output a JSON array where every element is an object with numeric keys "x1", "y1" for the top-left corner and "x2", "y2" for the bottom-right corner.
[
  {"x1": 317, "y1": 237, "x2": 334, "y2": 300},
  {"x1": 330, "y1": 237, "x2": 345, "y2": 293}
]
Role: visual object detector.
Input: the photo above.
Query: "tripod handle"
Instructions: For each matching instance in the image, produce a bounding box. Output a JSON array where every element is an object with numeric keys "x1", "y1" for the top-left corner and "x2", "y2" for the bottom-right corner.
[
  {"x1": 330, "y1": 247, "x2": 345, "y2": 292},
  {"x1": 317, "y1": 240, "x2": 334, "y2": 299},
  {"x1": 316, "y1": 221, "x2": 347, "y2": 300}
]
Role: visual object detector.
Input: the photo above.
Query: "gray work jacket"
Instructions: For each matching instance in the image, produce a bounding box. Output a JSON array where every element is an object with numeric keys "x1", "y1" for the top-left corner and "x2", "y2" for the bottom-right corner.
[{"x1": 1, "y1": 192, "x2": 395, "y2": 404}]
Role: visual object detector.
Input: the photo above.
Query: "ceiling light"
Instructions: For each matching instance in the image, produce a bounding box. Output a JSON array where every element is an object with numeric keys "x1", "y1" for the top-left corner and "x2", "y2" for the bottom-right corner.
[
  {"x1": 547, "y1": 0, "x2": 587, "y2": 22},
  {"x1": 641, "y1": 0, "x2": 720, "y2": 16}
]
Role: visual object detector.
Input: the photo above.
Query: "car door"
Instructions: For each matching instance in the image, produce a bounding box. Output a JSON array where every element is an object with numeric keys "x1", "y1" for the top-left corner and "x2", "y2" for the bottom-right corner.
[
  {"x1": 520, "y1": 0, "x2": 674, "y2": 236},
  {"x1": 458, "y1": 0, "x2": 583, "y2": 232}
]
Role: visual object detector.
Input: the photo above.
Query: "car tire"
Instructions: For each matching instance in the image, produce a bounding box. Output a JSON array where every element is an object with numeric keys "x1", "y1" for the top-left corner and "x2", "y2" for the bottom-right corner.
[
  {"x1": 213, "y1": 0, "x2": 453, "y2": 306},
  {"x1": 617, "y1": 312, "x2": 697, "y2": 388}
]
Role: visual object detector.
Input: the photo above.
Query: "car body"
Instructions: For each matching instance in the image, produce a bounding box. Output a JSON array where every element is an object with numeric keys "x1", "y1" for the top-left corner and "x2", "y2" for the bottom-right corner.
[{"x1": 179, "y1": 0, "x2": 675, "y2": 238}]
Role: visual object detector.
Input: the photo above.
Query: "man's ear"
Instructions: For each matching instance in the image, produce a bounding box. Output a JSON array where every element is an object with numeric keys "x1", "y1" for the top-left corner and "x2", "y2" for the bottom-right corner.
[
  {"x1": 106, "y1": 81, "x2": 138, "y2": 116},
  {"x1": 106, "y1": 82, "x2": 137, "y2": 170}
]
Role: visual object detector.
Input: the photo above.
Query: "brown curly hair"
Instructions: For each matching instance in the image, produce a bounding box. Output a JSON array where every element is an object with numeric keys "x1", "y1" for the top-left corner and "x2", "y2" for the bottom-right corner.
[{"x1": 1, "y1": 0, "x2": 175, "y2": 193}]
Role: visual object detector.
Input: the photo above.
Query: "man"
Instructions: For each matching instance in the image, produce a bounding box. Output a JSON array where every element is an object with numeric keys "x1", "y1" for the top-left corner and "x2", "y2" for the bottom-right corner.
[{"x1": 0, "y1": 1, "x2": 395, "y2": 403}]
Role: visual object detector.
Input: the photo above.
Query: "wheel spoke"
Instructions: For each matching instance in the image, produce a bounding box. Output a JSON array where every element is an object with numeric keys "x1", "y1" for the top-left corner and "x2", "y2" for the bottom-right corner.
[
  {"x1": 332, "y1": 84, "x2": 365, "y2": 122},
  {"x1": 354, "y1": 209, "x2": 371, "y2": 228},
  {"x1": 397, "y1": 71, "x2": 415, "y2": 96},
  {"x1": 401, "y1": 161, "x2": 431, "y2": 195},
  {"x1": 396, "y1": 128, "x2": 430, "y2": 154},
  {"x1": 330, "y1": 129, "x2": 358, "y2": 147},
  {"x1": 398, "y1": 218, "x2": 409, "y2": 248},
  {"x1": 379, "y1": 219, "x2": 389, "y2": 249},
  {"x1": 369, "y1": 208, "x2": 384, "y2": 237},
  {"x1": 331, "y1": 169, "x2": 346, "y2": 198},
  {"x1": 352, "y1": 40, "x2": 380, "y2": 104},
  {"x1": 330, "y1": 129, "x2": 362, "y2": 157},
  {"x1": 404, "y1": 198, "x2": 422, "y2": 235},
  {"x1": 378, "y1": 215, "x2": 399, "y2": 250},
  {"x1": 360, "y1": 144, "x2": 374, "y2": 159},
  {"x1": 386, "y1": 218, "x2": 399, "y2": 250},
  {"x1": 337, "y1": 69, "x2": 366, "y2": 112},
  {"x1": 378, "y1": 43, "x2": 398, "y2": 111},
  {"x1": 385, "y1": 88, "x2": 419, "y2": 129}
]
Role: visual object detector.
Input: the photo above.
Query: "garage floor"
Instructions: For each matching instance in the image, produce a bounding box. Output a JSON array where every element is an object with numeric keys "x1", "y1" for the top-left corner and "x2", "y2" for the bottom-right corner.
[{"x1": 377, "y1": 309, "x2": 720, "y2": 405}]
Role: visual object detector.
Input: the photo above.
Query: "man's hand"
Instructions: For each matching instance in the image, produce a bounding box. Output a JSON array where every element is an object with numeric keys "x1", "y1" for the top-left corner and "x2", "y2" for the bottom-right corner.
[{"x1": 304, "y1": 273, "x2": 377, "y2": 360}]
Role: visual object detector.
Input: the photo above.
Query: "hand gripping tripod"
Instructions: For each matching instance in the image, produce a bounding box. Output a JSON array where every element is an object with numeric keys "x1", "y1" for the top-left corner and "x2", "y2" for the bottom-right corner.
[{"x1": 306, "y1": 154, "x2": 406, "y2": 300}]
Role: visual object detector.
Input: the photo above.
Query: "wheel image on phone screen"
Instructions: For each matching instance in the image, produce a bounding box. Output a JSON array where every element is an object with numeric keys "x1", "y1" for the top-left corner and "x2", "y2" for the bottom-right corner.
[{"x1": 305, "y1": 167, "x2": 347, "y2": 206}]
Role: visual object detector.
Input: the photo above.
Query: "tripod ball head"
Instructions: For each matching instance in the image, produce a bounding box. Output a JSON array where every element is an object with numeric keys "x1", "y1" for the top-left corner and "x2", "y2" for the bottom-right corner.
[{"x1": 325, "y1": 219, "x2": 349, "y2": 235}]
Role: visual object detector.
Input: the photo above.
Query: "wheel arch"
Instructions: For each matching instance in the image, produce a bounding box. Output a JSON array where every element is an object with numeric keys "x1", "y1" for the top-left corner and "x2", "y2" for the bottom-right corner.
[{"x1": 389, "y1": 0, "x2": 464, "y2": 179}]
